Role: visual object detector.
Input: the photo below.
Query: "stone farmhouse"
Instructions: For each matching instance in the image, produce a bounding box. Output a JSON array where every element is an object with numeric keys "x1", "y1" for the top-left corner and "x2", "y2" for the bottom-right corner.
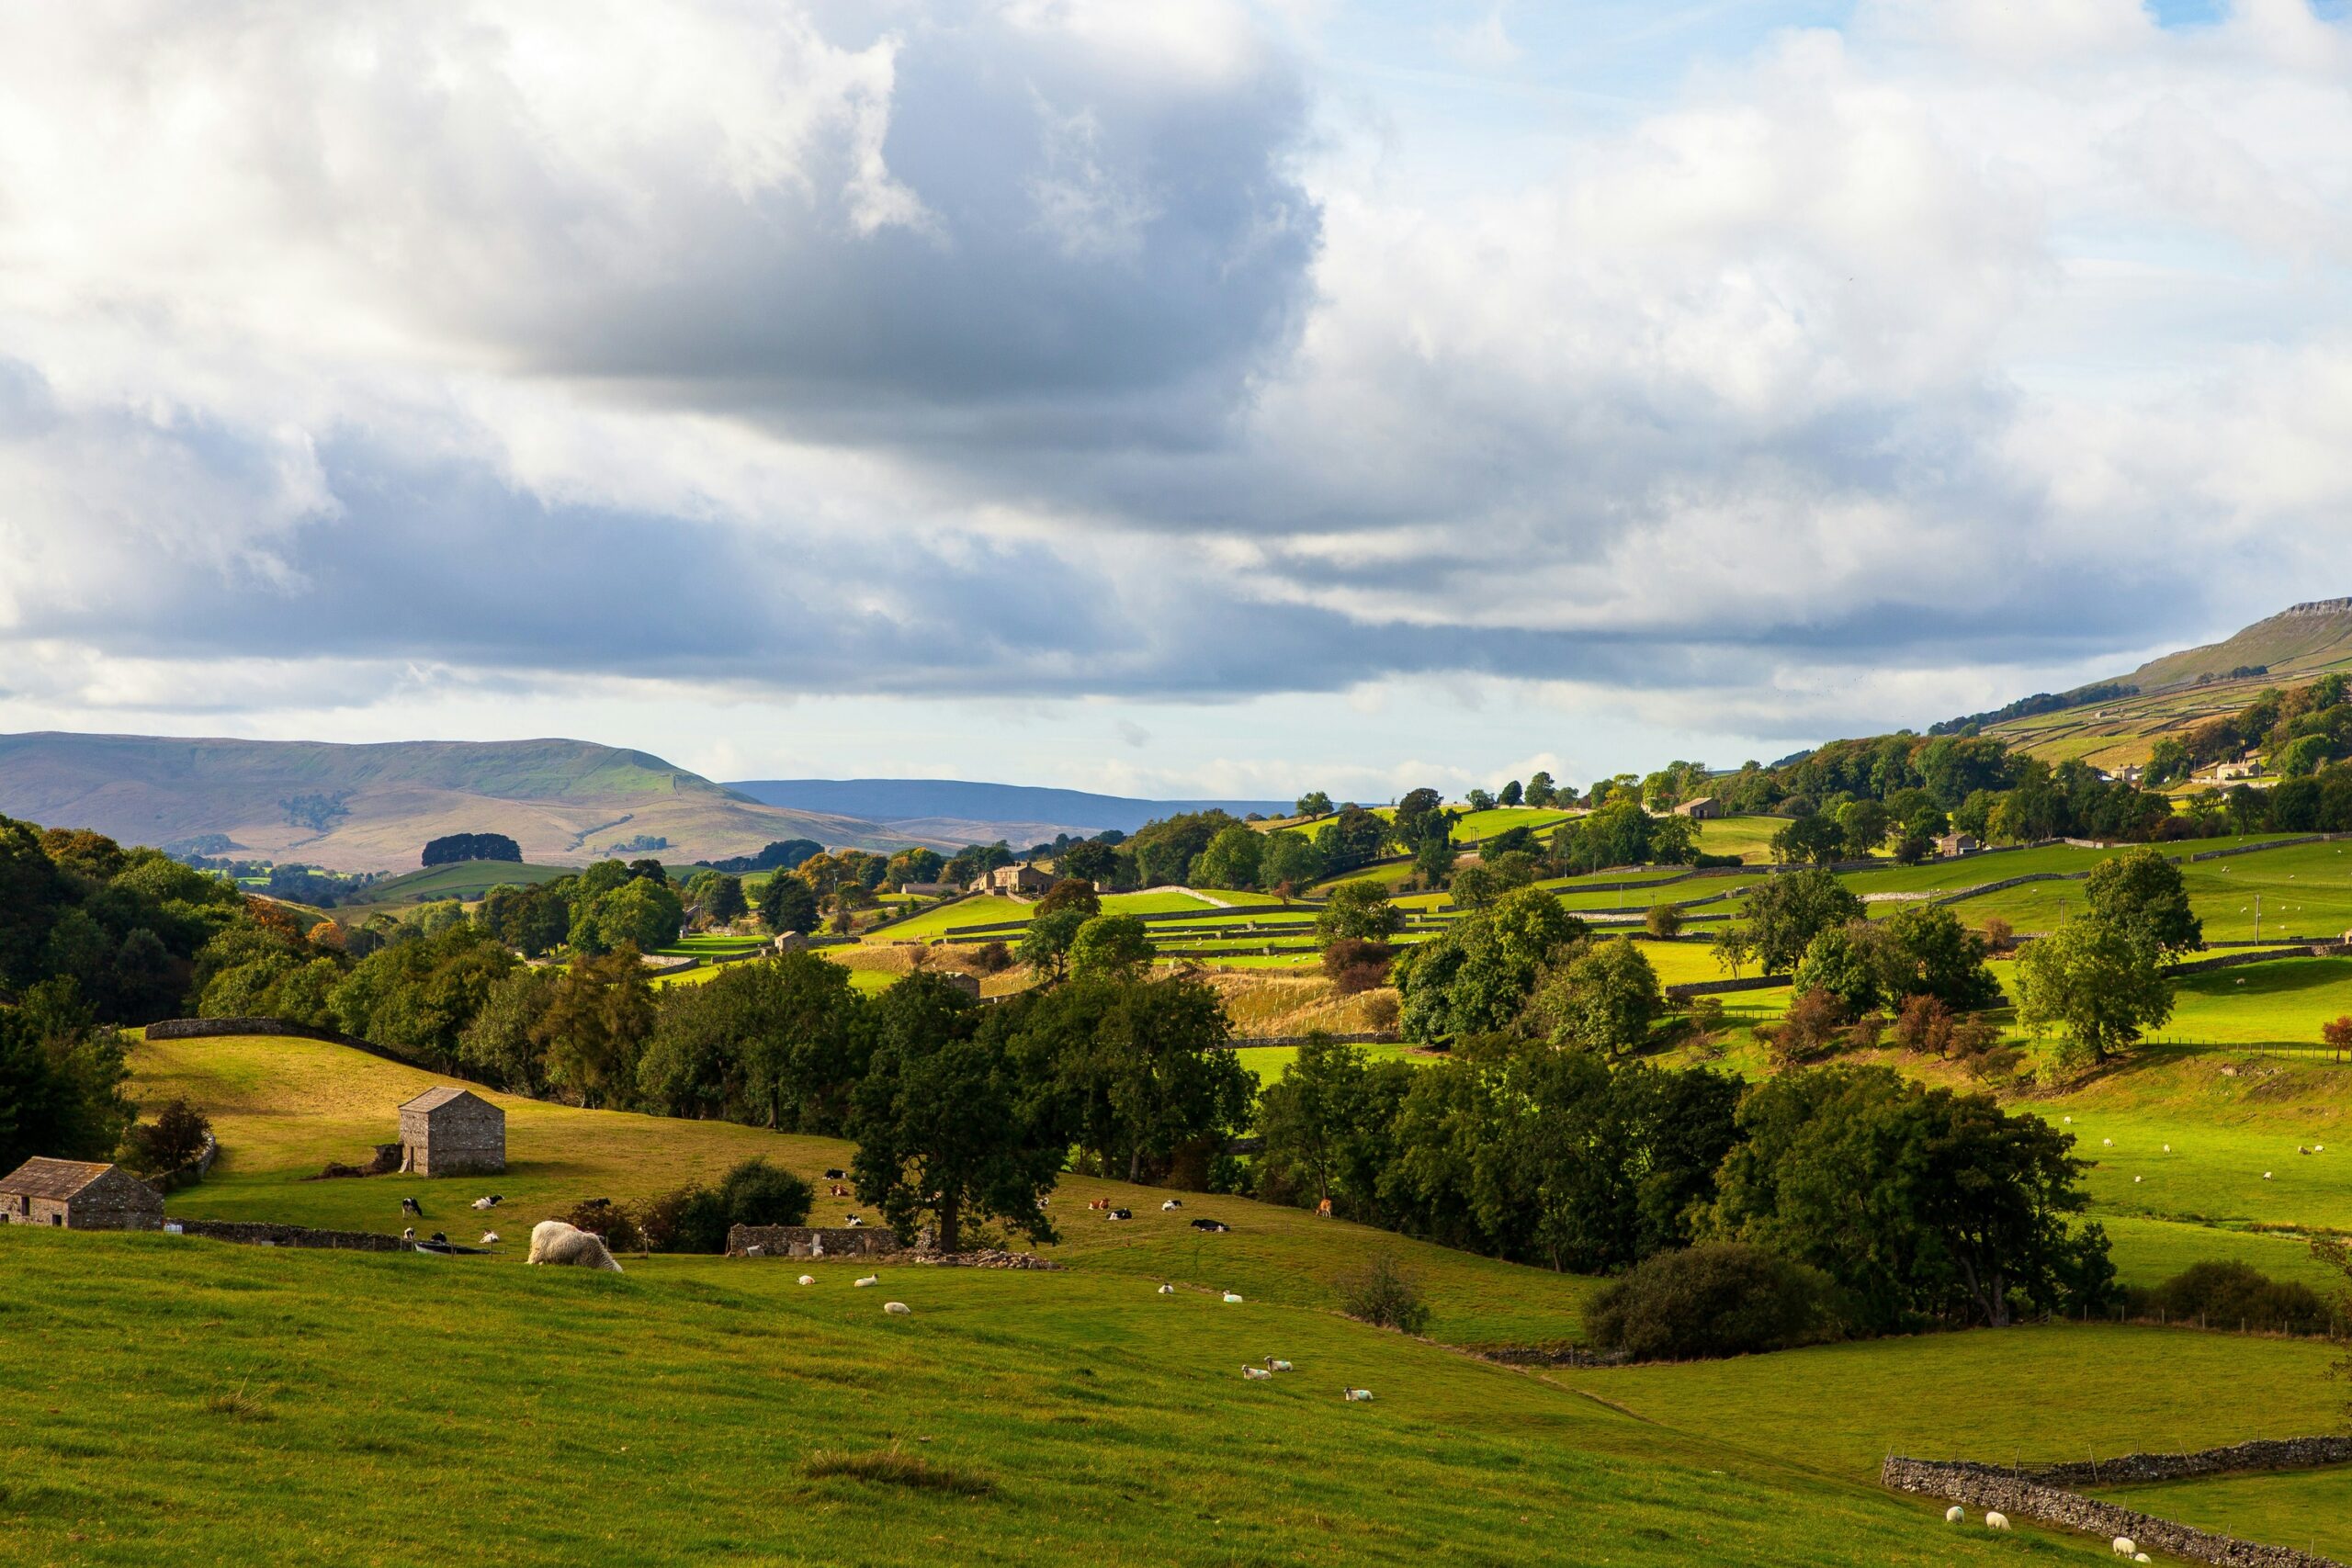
[
  {"x1": 396, "y1": 1087, "x2": 507, "y2": 1177},
  {"x1": 1936, "y1": 832, "x2": 1982, "y2": 857},
  {"x1": 980, "y1": 863, "x2": 1055, "y2": 897},
  {"x1": 0, "y1": 1158, "x2": 165, "y2": 1231}
]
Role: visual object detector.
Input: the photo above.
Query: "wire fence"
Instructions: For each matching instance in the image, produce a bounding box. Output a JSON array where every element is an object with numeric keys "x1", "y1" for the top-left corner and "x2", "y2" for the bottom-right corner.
[{"x1": 2138, "y1": 1038, "x2": 2351, "y2": 1063}]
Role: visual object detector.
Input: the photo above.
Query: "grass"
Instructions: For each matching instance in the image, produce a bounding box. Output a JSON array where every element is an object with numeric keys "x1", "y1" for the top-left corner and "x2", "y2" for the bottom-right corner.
[
  {"x1": 1228, "y1": 1043, "x2": 1421, "y2": 1086},
  {"x1": 0, "y1": 1230, "x2": 2143, "y2": 1568},
  {"x1": 869, "y1": 896, "x2": 1035, "y2": 942},
  {"x1": 1449, "y1": 807, "x2": 1573, "y2": 843},
  {"x1": 336, "y1": 858, "x2": 571, "y2": 910},
  {"x1": 2087, "y1": 1468, "x2": 2352, "y2": 1562}
]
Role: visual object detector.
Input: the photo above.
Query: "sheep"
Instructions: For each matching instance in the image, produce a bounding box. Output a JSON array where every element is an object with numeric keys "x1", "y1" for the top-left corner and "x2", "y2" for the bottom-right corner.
[
  {"x1": 2301, "y1": 1146, "x2": 2312, "y2": 1156},
  {"x1": 2135, "y1": 1557, "x2": 2151, "y2": 1564},
  {"x1": 1984, "y1": 1512, "x2": 2008, "y2": 1530},
  {"x1": 798, "y1": 1273, "x2": 816, "y2": 1285},
  {"x1": 1342, "y1": 1388, "x2": 1374, "y2": 1402},
  {"x1": 883, "y1": 1301, "x2": 911, "y2": 1315},
  {"x1": 1242, "y1": 1366, "x2": 1272, "y2": 1381},
  {"x1": 854, "y1": 1274, "x2": 879, "y2": 1288},
  {"x1": 2103, "y1": 1137, "x2": 2113, "y2": 1146},
  {"x1": 1160, "y1": 1199, "x2": 1182, "y2": 1211},
  {"x1": 2112, "y1": 1539, "x2": 2137, "y2": 1558},
  {"x1": 2134, "y1": 1176, "x2": 2142, "y2": 1183},
  {"x1": 2265, "y1": 1171, "x2": 2274, "y2": 1179},
  {"x1": 1265, "y1": 1359, "x2": 1293, "y2": 1372},
  {"x1": 1945, "y1": 1506, "x2": 1964, "y2": 1524},
  {"x1": 2064, "y1": 1116, "x2": 2073, "y2": 1123},
  {"x1": 401, "y1": 1197, "x2": 424, "y2": 1216},
  {"x1": 1157, "y1": 1283, "x2": 1176, "y2": 1295},
  {"x1": 2163, "y1": 1144, "x2": 2171, "y2": 1153},
  {"x1": 472, "y1": 1196, "x2": 497, "y2": 1211},
  {"x1": 526, "y1": 1219, "x2": 624, "y2": 1272},
  {"x1": 1222, "y1": 1292, "x2": 1244, "y2": 1303},
  {"x1": 480, "y1": 1231, "x2": 501, "y2": 1246}
]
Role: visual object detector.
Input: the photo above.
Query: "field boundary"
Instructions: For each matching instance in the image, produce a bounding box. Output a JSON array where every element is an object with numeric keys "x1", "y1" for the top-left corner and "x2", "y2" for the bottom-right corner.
[
  {"x1": 145, "y1": 1015, "x2": 428, "y2": 1072},
  {"x1": 1882, "y1": 1446, "x2": 2351, "y2": 1568}
]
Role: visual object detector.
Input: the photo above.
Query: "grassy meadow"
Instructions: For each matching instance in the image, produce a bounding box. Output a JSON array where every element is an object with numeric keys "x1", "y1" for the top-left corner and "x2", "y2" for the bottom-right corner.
[{"x1": 2087, "y1": 1468, "x2": 2352, "y2": 1562}]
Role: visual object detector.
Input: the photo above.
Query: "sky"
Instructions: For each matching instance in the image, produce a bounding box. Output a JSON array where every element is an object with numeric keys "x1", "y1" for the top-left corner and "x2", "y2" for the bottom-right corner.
[{"x1": 4, "y1": 0, "x2": 2351, "y2": 803}]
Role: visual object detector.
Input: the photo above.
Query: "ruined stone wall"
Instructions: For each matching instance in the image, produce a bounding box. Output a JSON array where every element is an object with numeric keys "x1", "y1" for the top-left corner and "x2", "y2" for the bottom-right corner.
[
  {"x1": 1883, "y1": 1452, "x2": 2349, "y2": 1568},
  {"x1": 170, "y1": 1218, "x2": 411, "y2": 1252},
  {"x1": 727, "y1": 1224, "x2": 905, "y2": 1258}
]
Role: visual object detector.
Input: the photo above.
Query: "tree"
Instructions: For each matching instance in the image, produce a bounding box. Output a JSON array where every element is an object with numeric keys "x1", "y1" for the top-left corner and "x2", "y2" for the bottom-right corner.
[
  {"x1": 1523, "y1": 773, "x2": 1558, "y2": 809},
  {"x1": 702, "y1": 873, "x2": 750, "y2": 925},
  {"x1": 1315, "y1": 806, "x2": 1390, "y2": 874},
  {"x1": 1879, "y1": 904, "x2": 2000, "y2": 1010},
  {"x1": 1035, "y1": 879, "x2": 1102, "y2": 920},
  {"x1": 1068, "y1": 914, "x2": 1155, "y2": 981},
  {"x1": 758, "y1": 874, "x2": 819, "y2": 937},
  {"x1": 1394, "y1": 887, "x2": 1585, "y2": 1044},
  {"x1": 1295, "y1": 790, "x2": 1333, "y2": 819},
  {"x1": 1016, "y1": 905, "x2": 1091, "y2": 979},
  {"x1": 1710, "y1": 925, "x2": 1755, "y2": 979},
  {"x1": 885, "y1": 847, "x2": 945, "y2": 889},
  {"x1": 422, "y1": 832, "x2": 522, "y2": 866},
  {"x1": 2143, "y1": 739, "x2": 2193, "y2": 787},
  {"x1": 0, "y1": 985, "x2": 133, "y2": 1172},
  {"x1": 1647, "y1": 813, "x2": 1700, "y2": 866},
  {"x1": 1259, "y1": 829, "x2": 1323, "y2": 892},
  {"x1": 574, "y1": 877, "x2": 684, "y2": 954},
  {"x1": 1835, "y1": 800, "x2": 1892, "y2": 859},
  {"x1": 848, "y1": 974, "x2": 1061, "y2": 1254},
  {"x1": 1523, "y1": 939, "x2": 1664, "y2": 1056},
  {"x1": 1190, "y1": 823, "x2": 1264, "y2": 891},
  {"x1": 1054, "y1": 839, "x2": 1118, "y2": 887},
  {"x1": 2084, "y1": 847, "x2": 2203, "y2": 959},
  {"x1": 1498, "y1": 780, "x2": 1523, "y2": 807},
  {"x1": 1645, "y1": 903, "x2": 1684, "y2": 939},
  {"x1": 1413, "y1": 835, "x2": 1456, "y2": 888},
  {"x1": 1792, "y1": 924, "x2": 1883, "y2": 1016},
  {"x1": 1317, "y1": 881, "x2": 1404, "y2": 947},
  {"x1": 531, "y1": 945, "x2": 657, "y2": 1108},
  {"x1": 1464, "y1": 788, "x2": 1495, "y2": 813},
  {"x1": 1390, "y1": 788, "x2": 1453, "y2": 854},
  {"x1": 123, "y1": 1097, "x2": 211, "y2": 1176},
  {"x1": 1742, "y1": 867, "x2": 1866, "y2": 974},
  {"x1": 1029, "y1": 974, "x2": 1248, "y2": 1183},
  {"x1": 1707, "y1": 1065, "x2": 2112, "y2": 1330},
  {"x1": 638, "y1": 951, "x2": 869, "y2": 1131},
  {"x1": 2326, "y1": 1016, "x2": 2352, "y2": 1064},
  {"x1": 2015, "y1": 916, "x2": 2174, "y2": 1064},
  {"x1": 1448, "y1": 864, "x2": 1500, "y2": 908},
  {"x1": 1770, "y1": 813, "x2": 1847, "y2": 866}
]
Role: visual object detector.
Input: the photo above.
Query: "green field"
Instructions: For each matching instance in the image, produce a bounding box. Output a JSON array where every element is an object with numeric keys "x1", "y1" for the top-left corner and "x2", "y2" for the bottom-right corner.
[
  {"x1": 1227, "y1": 1043, "x2": 1419, "y2": 1086},
  {"x1": 2088, "y1": 1467, "x2": 2352, "y2": 1562},
  {"x1": 868, "y1": 897, "x2": 1035, "y2": 942},
  {"x1": 1449, "y1": 806, "x2": 1572, "y2": 843},
  {"x1": 338, "y1": 858, "x2": 572, "y2": 910}
]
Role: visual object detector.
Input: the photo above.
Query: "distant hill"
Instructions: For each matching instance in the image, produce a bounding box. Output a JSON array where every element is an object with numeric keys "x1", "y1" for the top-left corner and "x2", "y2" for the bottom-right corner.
[
  {"x1": 0, "y1": 733, "x2": 932, "y2": 872},
  {"x1": 2120, "y1": 598, "x2": 2352, "y2": 691},
  {"x1": 725, "y1": 778, "x2": 1294, "y2": 844}
]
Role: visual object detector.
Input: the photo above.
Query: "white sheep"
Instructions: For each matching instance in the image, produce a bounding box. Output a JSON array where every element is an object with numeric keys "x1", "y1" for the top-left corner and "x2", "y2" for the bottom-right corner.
[
  {"x1": 2136, "y1": 1556, "x2": 2151, "y2": 1563},
  {"x1": 1157, "y1": 1283, "x2": 1176, "y2": 1295},
  {"x1": 479, "y1": 1231, "x2": 500, "y2": 1246},
  {"x1": 854, "y1": 1273, "x2": 879, "y2": 1288},
  {"x1": 883, "y1": 1301, "x2": 911, "y2": 1315},
  {"x1": 1945, "y1": 1506, "x2": 1963, "y2": 1523},
  {"x1": 2133, "y1": 1176, "x2": 2142, "y2": 1183},
  {"x1": 1342, "y1": 1388, "x2": 1374, "y2": 1402},
  {"x1": 526, "y1": 1219, "x2": 624, "y2": 1272},
  {"x1": 2163, "y1": 1144, "x2": 2171, "y2": 1153},
  {"x1": 1242, "y1": 1366, "x2": 1272, "y2": 1381},
  {"x1": 2264, "y1": 1171, "x2": 2274, "y2": 1179},
  {"x1": 1984, "y1": 1511, "x2": 2008, "y2": 1530},
  {"x1": 797, "y1": 1274, "x2": 816, "y2": 1286},
  {"x1": 1161, "y1": 1199, "x2": 1182, "y2": 1211},
  {"x1": 1265, "y1": 1358, "x2": 1293, "y2": 1372},
  {"x1": 2112, "y1": 1539, "x2": 2137, "y2": 1558},
  {"x1": 2103, "y1": 1137, "x2": 2113, "y2": 1146},
  {"x1": 1222, "y1": 1292, "x2": 1244, "y2": 1303}
]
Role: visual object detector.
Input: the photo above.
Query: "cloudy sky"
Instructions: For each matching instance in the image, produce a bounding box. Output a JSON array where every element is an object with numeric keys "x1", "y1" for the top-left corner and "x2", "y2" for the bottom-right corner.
[{"x1": 4, "y1": 0, "x2": 2349, "y2": 801}]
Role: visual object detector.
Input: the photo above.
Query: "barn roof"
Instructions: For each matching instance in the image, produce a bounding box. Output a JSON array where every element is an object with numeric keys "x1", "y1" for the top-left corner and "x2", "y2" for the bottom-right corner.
[
  {"x1": 0, "y1": 1157, "x2": 116, "y2": 1201},
  {"x1": 399, "y1": 1086, "x2": 494, "y2": 1114}
]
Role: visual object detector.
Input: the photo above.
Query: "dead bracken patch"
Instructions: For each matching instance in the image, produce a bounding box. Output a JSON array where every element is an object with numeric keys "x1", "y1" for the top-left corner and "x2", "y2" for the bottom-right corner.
[
  {"x1": 801, "y1": 1445, "x2": 995, "y2": 1497},
  {"x1": 202, "y1": 1388, "x2": 271, "y2": 1422}
]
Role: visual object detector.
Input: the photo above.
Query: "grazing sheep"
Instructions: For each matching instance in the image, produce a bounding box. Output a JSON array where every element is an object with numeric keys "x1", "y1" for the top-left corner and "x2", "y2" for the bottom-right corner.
[
  {"x1": 2064, "y1": 1116, "x2": 2073, "y2": 1123},
  {"x1": 1222, "y1": 1292, "x2": 1244, "y2": 1303},
  {"x1": 401, "y1": 1197, "x2": 423, "y2": 1216},
  {"x1": 1945, "y1": 1506, "x2": 1964, "y2": 1524},
  {"x1": 1984, "y1": 1512, "x2": 2008, "y2": 1531},
  {"x1": 1265, "y1": 1359, "x2": 1293, "y2": 1372},
  {"x1": 883, "y1": 1301, "x2": 911, "y2": 1315},
  {"x1": 526, "y1": 1219, "x2": 624, "y2": 1272},
  {"x1": 2134, "y1": 1176, "x2": 2142, "y2": 1183},
  {"x1": 2301, "y1": 1146, "x2": 2312, "y2": 1156},
  {"x1": 1242, "y1": 1366, "x2": 1272, "y2": 1381},
  {"x1": 2112, "y1": 1539, "x2": 2137, "y2": 1558},
  {"x1": 480, "y1": 1231, "x2": 500, "y2": 1246},
  {"x1": 2136, "y1": 1556, "x2": 2151, "y2": 1563},
  {"x1": 1342, "y1": 1388, "x2": 1374, "y2": 1402},
  {"x1": 854, "y1": 1274, "x2": 879, "y2": 1288},
  {"x1": 1157, "y1": 1284, "x2": 1176, "y2": 1295},
  {"x1": 2103, "y1": 1137, "x2": 2113, "y2": 1146},
  {"x1": 2163, "y1": 1144, "x2": 2171, "y2": 1153},
  {"x1": 2265, "y1": 1171, "x2": 2274, "y2": 1179},
  {"x1": 1161, "y1": 1199, "x2": 1182, "y2": 1211}
]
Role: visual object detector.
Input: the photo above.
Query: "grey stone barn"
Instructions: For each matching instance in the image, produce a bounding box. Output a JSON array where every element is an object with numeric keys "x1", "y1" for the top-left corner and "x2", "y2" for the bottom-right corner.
[
  {"x1": 396, "y1": 1087, "x2": 506, "y2": 1177},
  {"x1": 0, "y1": 1157, "x2": 165, "y2": 1230}
]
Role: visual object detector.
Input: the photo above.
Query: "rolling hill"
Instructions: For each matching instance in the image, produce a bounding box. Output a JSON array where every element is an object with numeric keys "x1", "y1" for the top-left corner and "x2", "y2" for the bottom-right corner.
[
  {"x1": 2121, "y1": 597, "x2": 2352, "y2": 691},
  {"x1": 726, "y1": 777, "x2": 1294, "y2": 845},
  {"x1": 0, "y1": 733, "x2": 935, "y2": 872}
]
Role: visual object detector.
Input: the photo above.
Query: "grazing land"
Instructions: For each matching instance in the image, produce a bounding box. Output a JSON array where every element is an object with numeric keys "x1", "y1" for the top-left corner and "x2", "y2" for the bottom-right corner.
[{"x1": 2087, "y1": 1467, "x2": 2352, "y2": 1562}]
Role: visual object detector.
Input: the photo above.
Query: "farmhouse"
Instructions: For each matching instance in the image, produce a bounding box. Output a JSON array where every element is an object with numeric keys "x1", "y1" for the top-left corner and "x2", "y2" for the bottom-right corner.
[
  {"x1": 0, "y1": 1158, "x2": 164, "y2": 1231},
  {"x1": 982, "y1": 863, "x2": 1055, "y2": 897},
  {"x1": 1936, "y1": 832, "x2": 1981, "y2": 857},
  {"x1": 2215, "y1": 756, "x2": 2265, "y2": 781},
  {"x1": 395, "y1": 1087, "x2": 506, "y2": 1177},
  {"x1": 1673, "y1": 796, "x2": 1724, "y2": 819}
]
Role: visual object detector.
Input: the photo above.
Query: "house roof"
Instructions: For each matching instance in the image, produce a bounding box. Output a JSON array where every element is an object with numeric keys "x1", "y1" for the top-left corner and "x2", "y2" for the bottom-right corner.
[
  {"x1": 0, "y1": 1157, "x2": 116, "y2": 1201},
  {"x1": 399, "y1": 1086, "x2": 494, "y2": 1115}
]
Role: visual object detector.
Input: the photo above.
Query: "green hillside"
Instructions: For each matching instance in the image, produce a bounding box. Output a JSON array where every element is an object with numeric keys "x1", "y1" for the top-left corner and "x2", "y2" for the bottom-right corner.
[{"x1": 2124, "y1": 598, "x2": 2352, "y2": 691}]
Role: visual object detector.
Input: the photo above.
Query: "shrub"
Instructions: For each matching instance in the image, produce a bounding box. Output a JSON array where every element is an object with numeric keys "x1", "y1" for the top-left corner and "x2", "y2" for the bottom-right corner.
[
  {"x1": 968, "y1": 941, "x2": 1014, "y2": 975},
  {"x1": 122, "y1": 1098, "x2": 211, "y2": 1176},
  {"x1": 2130, "y1": 1260, "x2": 2328, "y2": 1334},
  {"x1": 1841, "y1": 1011, "x2": 1888, "y2": 1054},
  {"x1": 1890, "y1": 994, "x2": 1951, "y2": 1055},
  {"x1": 1759, "y1": 987, "x2": 1848, "y2": 1066},
  {"x1": 2324, "y1": 1015, "x2": 2352, "y2": 1062},
  {"x1": 1584, "y1": 1243, "x2": 1839, "y2": 1361},
  {"x1": 1361, "y1": 990, "x2": 1400, "y2": 1031},
  {"x1": 635, "y1": 1158, "x2": 815, "y2": 1254},
  {"x1": 1981, "y1": 918, "x2": 2017, "y2": 955},
  {"x1": 561, "y1": 1198, "x2": 643, "y2": 1254},
  {"x1": 1323, "y1": 937, "x2": 1395, "y2": 996},
  {"x1": 1644, "y1": 904, "x2": 1685, "y2": 939},
  {"x1": 1333, "y1": 1251, "x2": 1431, "y2": 1336}
]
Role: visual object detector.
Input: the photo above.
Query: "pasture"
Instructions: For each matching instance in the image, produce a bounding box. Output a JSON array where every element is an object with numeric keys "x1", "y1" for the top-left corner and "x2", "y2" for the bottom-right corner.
[
  {"x1": 335, "y1": 858, "x2": 571, "y2": 910},
  {"x1": 2087, "y1": 1468, "x2": 2352, "y2": 1562}
]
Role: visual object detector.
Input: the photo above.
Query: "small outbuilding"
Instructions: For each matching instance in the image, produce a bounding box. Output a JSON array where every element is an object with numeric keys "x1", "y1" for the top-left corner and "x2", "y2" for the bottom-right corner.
[
  {"x1": 773, "y1": 930, "x2": 814, "y2": 953},
  {"x1": 1673, "y1": 796, "x2": 1724, "y2": 820},
  {"x1": 395, "y1": 1086, "x2": 506, "y2": 1177},
  {"x1": 1936, "y1": 832, "x2": 1981, "y2": 857},
  {"x1": 0, "y1": 1158, "x2": 165, "y2": 1231}
]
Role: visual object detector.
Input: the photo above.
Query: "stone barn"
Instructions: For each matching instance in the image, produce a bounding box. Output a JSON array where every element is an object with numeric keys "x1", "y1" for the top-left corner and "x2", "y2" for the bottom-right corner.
[
  {"x1": 396, "y1": 1087, "x2": 506, "y2": 1177},
  {"x1": 0, "y1": 1158, "x2": 165, "y2": 1230}
]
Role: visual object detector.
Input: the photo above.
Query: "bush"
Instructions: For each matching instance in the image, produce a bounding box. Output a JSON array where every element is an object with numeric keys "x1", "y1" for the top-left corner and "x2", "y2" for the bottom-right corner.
[
  {"x1": 1585, "y1": 1243, "x2": 1839, "y2": 1361},
  {"x1": 122, "y1": 1098, "x2": 211, "y2": 1176},
  {"x1": 1644, "y1": 904, "x2": 1685, "y2": 939},
  {"x1": 2129, "y1": 1260, "x2": 2328, "y2": 1334},
  {"x1": 968, "y1": 941, "x2": 1014, "y2": 975},
  {"x1": 1333, "y1": 1251, "x2": 1430, "y2": 1335},
  {"x1": 635, "y1": 1158, "x2": 815, "y2": 1254},
  {"x1": 1890, "y1": 994, "x2": 1951, "y2": 1055},
  {"x1": 1981, "y1": 918, "x2": 2017, "y2": 955},
  {"x1": 1323, "y1": 937, "x2": 1394, "y2": 996},
  {"x1": 1759, "y1": 987, "x2": 1848, "y2": 1066},
  {"x1": 561, "y1": 1198, "x2": 643, "y2": 1254}
]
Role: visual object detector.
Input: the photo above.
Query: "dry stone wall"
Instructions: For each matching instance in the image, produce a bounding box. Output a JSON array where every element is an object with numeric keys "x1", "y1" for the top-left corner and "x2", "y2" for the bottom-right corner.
[
  {"x1": 1883, "y1": 1450, "x2": 2352, "y2": 1568},
  {"x1": 727, "y1": 1224, "x2": 906, "y2": 1258},
  {"x1": 171, "y1": 1218, "x2": 412, "y2": 1252}
]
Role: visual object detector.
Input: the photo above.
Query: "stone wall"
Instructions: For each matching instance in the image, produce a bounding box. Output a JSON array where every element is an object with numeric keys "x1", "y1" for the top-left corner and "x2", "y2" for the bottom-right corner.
[
  {"x1": 170, "y1": 1218, "x2": 412, "y2": 1252},
  {"x1": 727, "y1": 1224, "x2": 906, "y2": 1258},
  {"x1": 144, "y1": 1016, "x2": 423, "y2": 1071},
  {"x1": 1882, "y1": 1450, "x2": 2351, "y2": 1567}
]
